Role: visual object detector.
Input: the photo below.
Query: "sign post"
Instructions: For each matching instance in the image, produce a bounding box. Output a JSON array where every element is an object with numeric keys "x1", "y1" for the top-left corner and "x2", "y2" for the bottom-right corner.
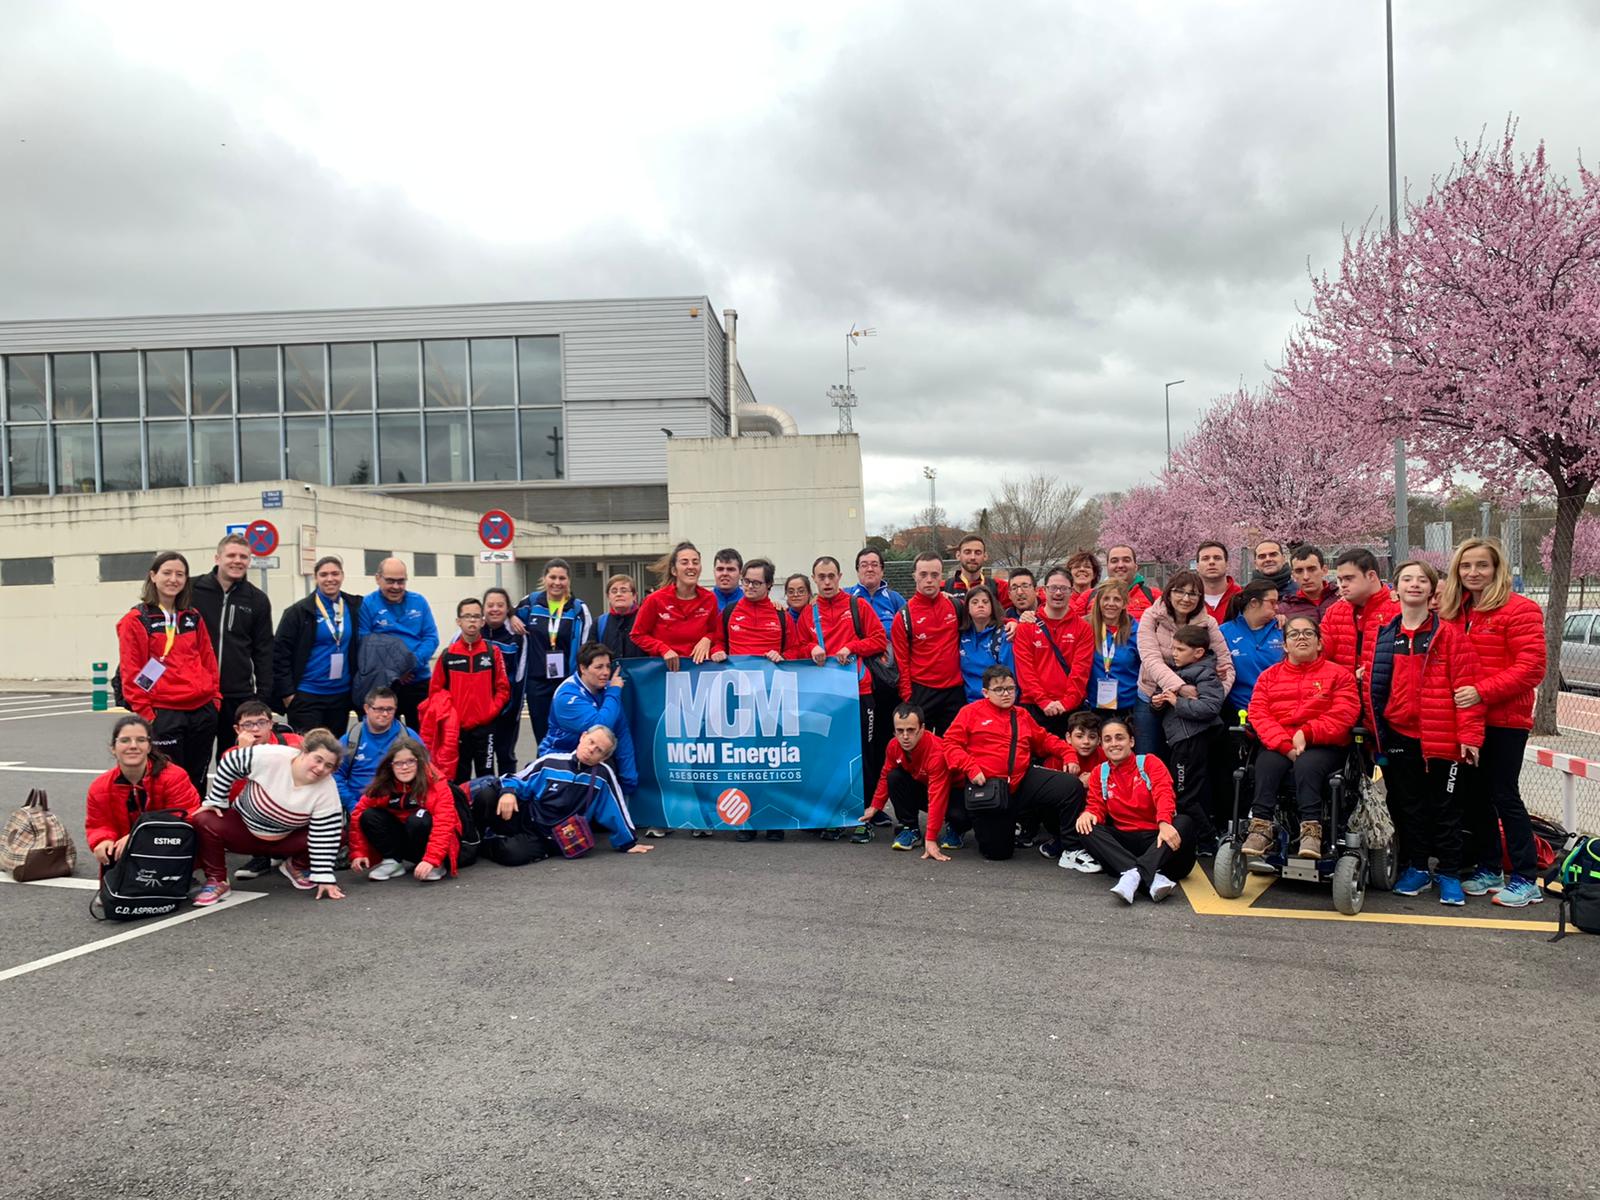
[
  {"x1": 478, "y1": 509, "x2": 516, "y2": 589},
  {"x1": 245, "y1": 518, "x2": 280, "y2": 596}
]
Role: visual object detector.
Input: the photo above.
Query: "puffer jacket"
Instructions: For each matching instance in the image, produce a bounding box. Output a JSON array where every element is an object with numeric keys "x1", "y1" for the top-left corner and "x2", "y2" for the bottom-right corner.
[
  {"x1": 1247, "y1": 657, "x2": 1360, "y2": 756},
  {"x1": 1442, "y1": 592, "x2": 1545, "y2": 731},
  {"x1": 348, "y1": 767, "x2": 462, "y2": 873},
  {"x1": 1321, "y1": 590, "x2": 1401, "y2": 677},
  {"x1": 1136, "y1": 602, "x2": 1236, "y2": 695},
  {"x1": 84, "y1": 759, "x2": 201, "y2": 848},
  {"x1": 1366, "y1": 613, "x2": 1485, "y2": 761}
]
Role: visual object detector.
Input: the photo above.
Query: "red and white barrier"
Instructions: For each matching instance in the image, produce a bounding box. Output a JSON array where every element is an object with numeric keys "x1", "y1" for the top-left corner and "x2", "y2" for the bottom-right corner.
[{"x1": 1525, "y1": 744, "x2": 1595, "y2": 831}]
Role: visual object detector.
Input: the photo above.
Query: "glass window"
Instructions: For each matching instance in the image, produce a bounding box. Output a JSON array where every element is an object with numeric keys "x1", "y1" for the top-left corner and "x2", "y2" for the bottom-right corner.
[
  {"x1": 192, "y1": 419, "x2": 235, "y2": 485},
  {"x1": 517, "y1": 336, "x2": 561, "y2": 406},
  {"x1": 414, "y1": 552, "x2": 437, "y2": 577},
  {"x1": 1563, "y1": 615, "x2": 1592, "y2": 644},
  {"x1": 239, "y1": 418, "x2": 280, "y2": 482},
  {"x1": 55, "y1": 424, "x2": 96, "y2": 492},
  {"x1": 98, "y1": 352, "x2": 140, "y2": 419},
  {"x1": 376, "y1": 341, "x2": 420, "y2": 410},
  {"x1": 330, "y1": 343, "x2": 372, "y2": 411},
  {"x1": 470, "y1": 338, "x2": 514, "y2": 406},
  {"x1": 51, "y1": 354, "x2": 93, "y2": 419},
  {"x1": 147, "y1": 422, "x2": 187, "y2": 487},
  {"x1": 1, "y1": 557, "x2": 54, "y2": 586},
  {"x1": 100, "y1": 423, "x2": 142, "y2": 491},
  {"x1": 423, "y1": 339, "x2": 468, "y2": 408},
  {"x1": 377, "y1": 412, "x2": 420, "y2": 483},
  {"x1": 100, "y1": 551, "x2": 152, "y2": 582},
  {"x1": 191, "y1": 348, "x2": 233, "y2": 415},
  {"x1": 332, "y1": 414, "x2": 373, "y2": 485},
  {"x1": 454, "y1": 554, "x2": 474, "y2": 577},
  {"x1": 6, "y1": 425, "x2": 48, "y2": 494},
  {"x1": 285, "y1": 416, "x2": 328, "y2": 485},
  {"x1": 144, "y1": 350, "x2": 186, "y2": 415},
  {"x1": 4, "y1": 355, "x2": 46, "y2": 420},
  {"x1": 363, "y1": 549, "x2": 388, "y2": 576},
  {"x1": 425, "y1": 411, "x2": 468, "y2": 483},
  {"x1": 471, "y1": 409, "x2": 517, "y2": 481},
  {"x1": 237, "y1": 346, "x2": 279, "y2": 414},
  {"x1": 520, "y1": 407, "x2": 565, "y2": 479},
  {"x1": 284, "y1": 344, "x2": 327, "y2": 411}
]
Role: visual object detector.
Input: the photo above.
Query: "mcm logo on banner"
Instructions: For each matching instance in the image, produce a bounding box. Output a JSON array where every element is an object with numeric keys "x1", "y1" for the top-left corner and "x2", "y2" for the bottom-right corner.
[{"x1": 663, "y1": 670, "x2": 800, "y2": 739}]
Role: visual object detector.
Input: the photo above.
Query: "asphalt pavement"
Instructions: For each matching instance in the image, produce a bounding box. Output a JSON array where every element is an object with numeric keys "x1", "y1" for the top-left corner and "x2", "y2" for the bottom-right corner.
[{"x1": 1, "y1": 700, "x2": 1596, "y2": 1200}]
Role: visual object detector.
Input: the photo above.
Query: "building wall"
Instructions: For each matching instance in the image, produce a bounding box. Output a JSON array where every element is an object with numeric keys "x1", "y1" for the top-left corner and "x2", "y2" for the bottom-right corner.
[{"x1": 666, "y1": 434, "x2": 866, "y2": 582}]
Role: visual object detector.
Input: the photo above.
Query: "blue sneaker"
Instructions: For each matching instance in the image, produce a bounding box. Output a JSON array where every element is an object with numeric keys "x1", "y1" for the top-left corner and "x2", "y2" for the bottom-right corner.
[
  {"x1": 1438, "y1": 875, "x2": 1466, "y2": 906},
  {"x1": 1461, "y1": 868, "x2": 1505, "y2": 896},
  {"x1": 937, "y1": 825, "x2": 963, "y2": 851},
  {"x1": 1393, "y1": 866, "x2": 1433, "y2": 896},
  {"x1": 891, "y1": 828, "x2": 919, "y2": 851},
  {"x1": 1492, "y1": 875, "x2": 1544, "y2": 908},
  {"x1": 1037, "y1": 839, "x2": 1065, "y2": 859}
]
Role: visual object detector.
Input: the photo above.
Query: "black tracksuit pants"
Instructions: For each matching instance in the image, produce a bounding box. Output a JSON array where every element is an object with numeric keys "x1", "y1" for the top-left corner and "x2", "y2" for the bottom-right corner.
[
  {"x1": 486, "y1": 696, "x2": 524, "y2": 775},
  {"x1": 1460, "y1": 726, "x2": 1537, "y2": 877},
  {"x1": 885, "y1": 766, "x2": 931, "y2": 834},
  {"x1": 1250, "y1": 745, "x2": 1345, "y2": 824},
  {"x1": 959, "y1": 767, "x2": 1087, "y2": 861},
  {"x1": 1382, "y1": 733, "x2": 1465, "y2": 875},
  {"x1": 1085, "y1": 814, "x2": 1198, "y2": 886},
  {"x1": 152, "y1": 705, "x2": 218, "y2": 795},
  {"x1": 1167, "y1": 730, "x2": 1217, "y2": 829},
  {"x1": 456, "y1": 725, "x2": 493, "y2": 782},
  {"x1": 357, "y1": 807, "x2": 435, "y2": 865},
  {"x1": 909, "y1": 683, "x2": 966, "y2": 735},
  {"x1": 471, "y1": 790, "x2": 548, "y2": 867},
  {"x1": 286, "y1": 692, "x2": 351, "y2": 737}
]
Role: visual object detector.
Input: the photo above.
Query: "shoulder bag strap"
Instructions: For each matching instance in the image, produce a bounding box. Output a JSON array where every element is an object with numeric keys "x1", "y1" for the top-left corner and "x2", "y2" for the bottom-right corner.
[
  {"x1": 1007, "y1": 709, "x2": 1018, "y2": 781},
  {"x1": 1039, "y1": 617, "x2": 1073, "y2": 677},
  {"x1": 812, "y1": 602, "x2": 824, "y2": 653},
  {"x1": 723, "y1": 603, "x2": 734, "y2": 649}
]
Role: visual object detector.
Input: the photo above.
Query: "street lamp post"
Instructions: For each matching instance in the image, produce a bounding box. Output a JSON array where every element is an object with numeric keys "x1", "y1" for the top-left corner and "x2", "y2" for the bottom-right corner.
[
  {"x1": 1388, "y1": 0, "x2": 1409, "y2": 565},
  {"x1": 1164, "y1": 379, "x2": 1185, "y2": 473},
  {"x1": 923, "y1": 465, "x2": 938, "y2": 551}
]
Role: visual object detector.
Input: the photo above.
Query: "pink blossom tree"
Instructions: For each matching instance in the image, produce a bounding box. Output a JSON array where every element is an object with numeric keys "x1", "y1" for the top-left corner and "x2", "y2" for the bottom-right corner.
[
  {"x1": 1097, "y1": 478, "x2": 1242, "y2": 571},
  {"x1": 1285, "y1": 123, "x2": 1600, "y2": 732},
  {"x1": 1541, "y1": 515, "x2": 1600, "y2": 580}
]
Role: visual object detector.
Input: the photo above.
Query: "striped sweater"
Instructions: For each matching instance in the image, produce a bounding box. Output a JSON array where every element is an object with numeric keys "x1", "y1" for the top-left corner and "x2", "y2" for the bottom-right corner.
[{"x1": 205, "y1": 744, "x2": 343, "y2": 884}]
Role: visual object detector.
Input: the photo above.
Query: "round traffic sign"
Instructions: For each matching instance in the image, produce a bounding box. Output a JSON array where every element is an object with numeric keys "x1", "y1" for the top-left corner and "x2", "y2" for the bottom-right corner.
[
  {"x1": 244, "y1": 519, "x2": 279, "y2": 557},
  {"x1": 479, "y1": 509, "x2": 515, "y2": 550}
]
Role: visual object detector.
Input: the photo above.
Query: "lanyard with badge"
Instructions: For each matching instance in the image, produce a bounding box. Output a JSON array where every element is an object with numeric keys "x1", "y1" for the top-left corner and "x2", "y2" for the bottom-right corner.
[
  {"x1": 315, "y1": 594, "x2": 347, "y2": 682},
  {"x1": 544, "y1": 599, "x2": 568, "y2": 679},
  {"x1": 1096, "y1": 632, "x2": 1119, "y2": 709},
  {"x1": 134, "y1": 608, "x2": 179, "y2": 692}
]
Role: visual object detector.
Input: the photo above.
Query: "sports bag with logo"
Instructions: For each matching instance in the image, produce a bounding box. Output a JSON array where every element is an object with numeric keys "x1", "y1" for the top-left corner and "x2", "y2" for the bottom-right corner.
[
  {"x1": 1, "y1": 789, "x2": 77, "y2": 881},
  {"x1": 91, "y1": 809, "x2": 197, "y2": 921},
  {"x1": 1548, "y1": 835, "x2": 1600, "y2": 942},
  {"x1": 550, "y1": 813, "x2": 596, "y2": 858}
]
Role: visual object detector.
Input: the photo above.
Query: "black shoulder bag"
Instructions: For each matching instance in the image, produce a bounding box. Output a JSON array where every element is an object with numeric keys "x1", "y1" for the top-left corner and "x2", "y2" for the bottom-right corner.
[{"x1": 963, "y1": 709, "x2": 1017, "y2": 813}]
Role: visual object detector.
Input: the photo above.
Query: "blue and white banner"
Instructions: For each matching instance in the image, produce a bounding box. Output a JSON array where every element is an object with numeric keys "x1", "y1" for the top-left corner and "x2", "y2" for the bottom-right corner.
[{"x1": 622, "y1": 657, "x2": 863, "y2": 830}]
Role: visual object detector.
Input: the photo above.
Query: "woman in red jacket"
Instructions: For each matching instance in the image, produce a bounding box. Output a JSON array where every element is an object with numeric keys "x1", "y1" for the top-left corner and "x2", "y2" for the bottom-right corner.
[
  {"x1": 1074, "y1": 716, "x2": 1195, "y2": 903},
  {"x1": 348, "y1": 738, "x2": 461, "y2": 882},
  {"x1": 1438, "y1": 538, "x2": 1548, "y2": 907},
  {"x1": 116, "y1": 551, "x2": 222, "y2": 793},
  {"x1": 85, "y1": 714, "x2": 202, "y2": 868},
  {"x1": 630, "y1": 541, "x2": 728, "y2": 670},
  {"x1": 1240, "y1": 616, "x2": 1360, "y2": 861},
  {"x1": 1367, "y1": 561, "x2": 1485, "y2": 907}
]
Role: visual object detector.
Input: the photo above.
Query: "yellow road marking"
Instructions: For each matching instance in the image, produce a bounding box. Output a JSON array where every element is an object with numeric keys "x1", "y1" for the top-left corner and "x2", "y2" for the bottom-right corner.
[{"x1": 1180, "y1": 860, "x2": 1569, "y2": 933}]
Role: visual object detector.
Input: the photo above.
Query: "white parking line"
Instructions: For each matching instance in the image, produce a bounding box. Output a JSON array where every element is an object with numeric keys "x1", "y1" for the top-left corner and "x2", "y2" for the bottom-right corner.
[
  {"x1": 0, "y1": 709, "x2": 96, "y2": 722},
  {"x1": 0, "y1": 697, "x2": 89, "y2": 710},
  {"x1": 0, "y1": 764, "x2": 104, "y2": 775},
  {"x1": 0, "y1": 882, "x2": 266, "y2": 983},
  {"x1": 0, "y1": 696, "x2": 58, "y2": 708}
]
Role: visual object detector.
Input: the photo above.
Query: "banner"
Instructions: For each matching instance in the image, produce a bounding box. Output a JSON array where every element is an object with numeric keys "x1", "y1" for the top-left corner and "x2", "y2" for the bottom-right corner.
[{"x1": 621, "y1": 657, "x2": 863, "y2": 831}]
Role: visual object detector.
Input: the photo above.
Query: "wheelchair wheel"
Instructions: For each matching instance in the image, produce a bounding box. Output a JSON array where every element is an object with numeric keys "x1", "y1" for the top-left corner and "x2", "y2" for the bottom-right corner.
[
  {"x1": 1212, "y1": 841, "x2": 1247, "y2": 899},
  {"x1": 1366, "y1": 839, "x2": 1399, "y2": 891},
  {"x1": 1332, "y1": 853, "x2": 1365, "y2": 915}
]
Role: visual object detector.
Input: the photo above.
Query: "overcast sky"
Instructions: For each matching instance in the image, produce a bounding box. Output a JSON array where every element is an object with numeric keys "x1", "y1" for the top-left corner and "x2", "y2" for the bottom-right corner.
[{"x1": 3, "y1": 0, "x2": 1596, "y2": 528}]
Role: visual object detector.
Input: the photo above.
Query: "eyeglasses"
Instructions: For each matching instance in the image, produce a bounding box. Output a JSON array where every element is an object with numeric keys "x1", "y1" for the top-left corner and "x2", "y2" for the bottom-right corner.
[
  {"x1": 1044, "y1": 585, "x2": 1072, "y2": 593},
  {"x1": 237, "y1": 719, "x2": 273, "y2": 730},
  {"x1": 114, "y1": 736, "x2": 151, "y2": 746},
  {"x1": 379, "y1": 576, "x2": 407, "y2": 586},
  {"x1": 1169, "y1": 588, "x2": 1199, "y2": 598},
  {"x1": 367, "y1": 705, "x2": 397, "y2": 715},
  {"x1": 985, "y1": 685, "x2": 1017, "y2": 695},
  {"x1": 1285, "y1": 629, "x2": 1319, "y2": 641}
]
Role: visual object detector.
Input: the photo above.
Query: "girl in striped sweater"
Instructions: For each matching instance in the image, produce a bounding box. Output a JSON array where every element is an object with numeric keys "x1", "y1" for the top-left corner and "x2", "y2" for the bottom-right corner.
[{"x1": 193, "y1": 730, "x2": 345, "y2": 905}]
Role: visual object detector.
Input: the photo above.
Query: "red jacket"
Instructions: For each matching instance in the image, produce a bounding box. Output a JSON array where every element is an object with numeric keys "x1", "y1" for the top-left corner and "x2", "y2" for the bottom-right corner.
[
  {"x1": 1087, "y1": 754, "x2": 1177, "y2": 831},
  {"x1": 945, "y1": 570, "x2": 1010, "y2": 611},
  {"x1": 84, "y1": 759, "x2": 201, "y2": 848},
  {"x1": 942, "y1": 700, "x2": 1070, "y2": 789},
  {"x1": 1247, "y1": 658, "x2": 1361, "y2": 755},
  {"x1": 631, "y1": 585, "x2": 725, "y2": 658},
  {"x1": 869, "y1": 731, "x2": 952, "y2": 835},
  {"x1": 1442, "y1": 592, "x2": 1545, "y2": 731},
  {"x1": 796, "y1": 592, "x2": 887, "y2": 697},
  {"x1": 228, "y1": 729, "x2": 302, "y2": 801},
  {"x1": 1013, "y1": 612, "x2": 1093, "y2": 710},
  {"x1": 428, "y1": 636, "x2": 510, "y2": 729},
  {"x1": 1366, "y1": 614, "x2": 1486, "y2": 761},
  {"x1": 1125, "y1": 581, "x2": 1161, "y2": 622},
  {"x1": 1321, "y1": 590, "x2": 1401, "y2": 679},
  {"x1": 723, "y1": 597, "x2": 796, "y2": 658},
  {"x1": 116, "y1": 605, "x2": 221, "y2": 718},
  {"x1": 417, "y1": 695, "x2": 460, "y2": 781},
  {"x1": 1202, "y1": 578, "x2": 1242, "y2": 622},
  {"x1": 893, "y1": 591, "x2": 963, "y2": 697},
  {"x1": 348, "y1": 767, "x2": 462, "y2": 872},
  {"x1": 1065, "y1": 744, "x2": 1107, "y2": 779},
  {"x1": 1068, "y1": 591, "x2": 1094, "y2": 620}
]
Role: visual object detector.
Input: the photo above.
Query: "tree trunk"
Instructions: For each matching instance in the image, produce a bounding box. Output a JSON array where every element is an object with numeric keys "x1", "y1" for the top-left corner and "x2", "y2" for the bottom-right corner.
[{"x1": 1533, "y1": 481, "x2": 1592, "y2": 735}]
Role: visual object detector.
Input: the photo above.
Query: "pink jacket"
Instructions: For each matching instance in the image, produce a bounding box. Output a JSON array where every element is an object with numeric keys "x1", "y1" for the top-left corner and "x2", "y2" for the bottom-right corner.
[{"x1": 1136, "y1": 601, "x2": 1235, "y2": 696}]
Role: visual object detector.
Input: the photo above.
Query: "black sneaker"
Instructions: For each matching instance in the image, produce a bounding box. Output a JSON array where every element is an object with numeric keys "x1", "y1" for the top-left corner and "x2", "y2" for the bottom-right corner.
[
  {"x1": 735, "y1": 829, "x2": 757, "y2": 842},
  {"x1": 234, "y1": 855, "x2": 273, "y2": 881},
  {"x1": 764, "y1": 830, "x2": 786, "y2": 842},
  {"x1": 867, "y1": 809, "x2": 894, "y2": 827}
]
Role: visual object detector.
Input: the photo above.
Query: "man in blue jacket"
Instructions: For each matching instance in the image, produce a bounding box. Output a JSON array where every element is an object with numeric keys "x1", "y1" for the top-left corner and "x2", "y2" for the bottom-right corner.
[
  {"x1": 847, "y1": 547, "x2": 907, "y2": 625},
  {"x1": 538, "y1": 642, "x2": 639, "y2": 795},
  {"x1": 357, "y1": 557, "x2": 440, "y2": 729},
  {"x1": 333, "y1": 687, "x2": 412, "y2": 813},
  {"x1": 488, "y1": 729, "x2": 654, "y2": 860}
]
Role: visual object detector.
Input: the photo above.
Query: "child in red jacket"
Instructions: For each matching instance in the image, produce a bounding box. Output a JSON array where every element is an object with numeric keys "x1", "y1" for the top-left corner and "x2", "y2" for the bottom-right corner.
[{"x1": 348, "y1": 738, "x2": 461, "y2": 881}]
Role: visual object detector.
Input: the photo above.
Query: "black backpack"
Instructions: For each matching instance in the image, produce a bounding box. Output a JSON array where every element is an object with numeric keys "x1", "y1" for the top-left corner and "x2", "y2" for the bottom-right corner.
[
  {"x1": 451, "y1": 781, "x2": 481, "y2": 868},
  {"x1": 91, "y1": 808, "x2": 198, "y2": 921},
  {"x1": 1549, "y1": 835, "x2": 1600, "y2": 942}
]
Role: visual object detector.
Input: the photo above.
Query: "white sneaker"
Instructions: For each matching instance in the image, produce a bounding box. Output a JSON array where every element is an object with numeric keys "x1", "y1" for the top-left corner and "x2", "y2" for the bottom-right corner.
[
  {"x1": 368, "y1": 859, "x2": 407, "y2": 881},
  {"x1": 1110, "y1": 868, "x2": 1140, "y2": 905},
  {"x1": 420, "y1": 865, "x2": 446, "y2": 881},
  {"x1": 1148, "y1": 872, "x2": 1177, "y2": 902},
  {"x1": 1059, "y1": 850, "x2": 1102, "y2": 874}
]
